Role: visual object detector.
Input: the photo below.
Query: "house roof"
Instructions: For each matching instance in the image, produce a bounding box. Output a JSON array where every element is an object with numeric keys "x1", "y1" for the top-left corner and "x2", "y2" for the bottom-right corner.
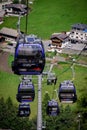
[
  {"x1": 72, "y1": 23, "x2": 87, "y2": 30},
  {"x1": 50, "y1": 33, "x2": 68, "y2": 41},
  {"x1": 6, "y1": 4, "x2": 27, "y2": 9},
  {"x1": 5, "y1": 4, "x2": 28, "y2": 14},
  {"x1": 0, "y1": 27, "x2": 18, "y2": 38}
]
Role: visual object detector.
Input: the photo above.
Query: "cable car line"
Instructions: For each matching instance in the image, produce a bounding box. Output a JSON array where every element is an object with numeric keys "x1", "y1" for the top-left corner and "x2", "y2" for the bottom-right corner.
[
  {"x1": 17, "y1": 13, "x2": 21, "y2": 36},
  {"x1": 57, "y1": 60, "x2": 77, "y2": 104},
  {"x1": 57, "y1": 43, "x2": 87, "y2": 79},
  {"x1": 52, "y1": 84, "x2": 56, "y2": 99},
  {"x1": 11, "y1": 0, "x2": 86, "y2": 127},
  {"x1": 75, "y1": 44, "x2": 87, "y2": 60},
  {"x1": 48, "y1": 44, "x2": 87, "y2": 104},
  {"x1": 25, "y1": 0, "x2": 29, "y2": 34},
  {"x1": 71, "y1": 63, "x2": 75, "y2": 81},
  {"x1": 11, "y1": 1, "x2": 46, "y2": 128}
]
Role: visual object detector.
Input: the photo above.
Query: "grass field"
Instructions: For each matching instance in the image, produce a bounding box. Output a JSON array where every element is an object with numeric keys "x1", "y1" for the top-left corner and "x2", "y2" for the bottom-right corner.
[
  {"x1": 0, "y1": 58, "x2": 87, "y2": 118},
  {"x1": 0, "y1": 0, "x2": 87, "y2": 119},
  {"x1": 0, "y1": 0, "x2": 87, "y2": 39}
]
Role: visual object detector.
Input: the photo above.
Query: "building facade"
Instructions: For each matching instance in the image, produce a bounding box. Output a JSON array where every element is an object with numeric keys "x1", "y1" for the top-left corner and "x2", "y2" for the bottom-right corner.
[
  {"x1": 69, "y1": 23, "x2": 87, "y2": 44},
  {"x1": 50, "y1": 32, "x2": 68, "y2": 47},
  {"x1": 5, "y1": 4, "x2": 27, "y2": 15},
  {"x1": 0, "y1": 27, "x2": 18, "y2": 41},
  {"x1": 0, "y1": 0, "x2": 12, "y2": 11}
]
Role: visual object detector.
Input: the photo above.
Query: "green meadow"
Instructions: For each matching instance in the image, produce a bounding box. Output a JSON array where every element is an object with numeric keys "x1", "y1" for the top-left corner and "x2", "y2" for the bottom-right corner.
[
  {"x1": 0, "y1": 0, "x2": 87, "y2": 39},
  {"x1": 0, "y1": 0, "x2": 87, "y2": 119},
  {"x1": 0, "y1": 56, "x2": 87, "y2": 118}
]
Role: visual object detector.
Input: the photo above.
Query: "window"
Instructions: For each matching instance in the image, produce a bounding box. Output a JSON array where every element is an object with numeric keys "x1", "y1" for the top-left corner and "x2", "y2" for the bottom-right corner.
[
  {"x1": 2, "y1": 5, "x2": 5, "y2": 10},
  {"x1": 81, "y1": 33, "x2": 83, "y2": 35}
]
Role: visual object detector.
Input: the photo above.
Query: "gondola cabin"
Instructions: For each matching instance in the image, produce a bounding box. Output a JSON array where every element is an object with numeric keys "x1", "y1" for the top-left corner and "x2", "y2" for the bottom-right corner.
[
  {"x1": 16, "y1": 80, "x2": 35, "y2": 102},
  {"x1": 18, "y1": 103, "x2": 30, "y2": 117},
  {"x1": 12, "y1": 36, "x2": 45, "y2": 75},
  {"x1": 58, "y1": 80, "x2": 77, "y2": 103},
  {"x1": 47, "y1": 73, "x2": 57, "y2": 85},
  {"x1": 46, "y1": 100, "x2": 59, "y2": 116}
]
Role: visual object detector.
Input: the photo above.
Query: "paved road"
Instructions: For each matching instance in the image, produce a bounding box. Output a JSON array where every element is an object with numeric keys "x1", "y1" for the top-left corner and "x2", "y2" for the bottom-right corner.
[
  {"x1": 43, "y1": 40, "x2": 87, "y2": 55},
  {"x1": 0, "y1": 40, "x2": 87, "y2": 56},
  {"x1": 42, "y1": 40, "x2": 51, "y2": 52},
  {"x1": 0, "y1": 52, "x2": 12, "y2": 73}
]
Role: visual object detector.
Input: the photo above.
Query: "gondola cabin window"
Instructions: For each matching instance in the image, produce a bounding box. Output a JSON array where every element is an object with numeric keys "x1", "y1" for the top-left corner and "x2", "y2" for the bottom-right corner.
[{"x1": 16, "y1": 44, "x2": 42, "y2": 57}]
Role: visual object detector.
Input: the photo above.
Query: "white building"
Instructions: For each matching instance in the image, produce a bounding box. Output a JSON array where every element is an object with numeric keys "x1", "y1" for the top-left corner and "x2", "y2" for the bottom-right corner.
[
  {"x1": 69, "y1": 23, "x2": 87, "y2": 44},
  {"x1": 0, "y1": 0, "x2": 12, "y2": 11}
]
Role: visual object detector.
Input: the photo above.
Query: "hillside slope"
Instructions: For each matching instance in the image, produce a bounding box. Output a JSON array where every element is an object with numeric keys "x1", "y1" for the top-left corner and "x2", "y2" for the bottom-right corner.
[{"x1": 27, "y1": 0, "x2": 87, "y2": 38}]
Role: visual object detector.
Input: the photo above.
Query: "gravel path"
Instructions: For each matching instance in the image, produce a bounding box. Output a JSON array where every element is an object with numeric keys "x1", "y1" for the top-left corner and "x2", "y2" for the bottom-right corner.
[{"x1": 0, "y1": 51, "x2": 12, "y2": 73}]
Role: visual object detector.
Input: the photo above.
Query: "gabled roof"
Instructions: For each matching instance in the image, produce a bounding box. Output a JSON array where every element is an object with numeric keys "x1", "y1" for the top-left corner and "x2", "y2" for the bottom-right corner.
[
  {"x1": 5, "y1": 4, "x2": 27, "y2": 14},
  {"x1": 0, "y1": 27, "x2": 18, "y2": 38},
  {"x1": 50, "y1": 33, "x2": 68, "y2": 41},
  {"x1": 72, "y1": 23, "x2": 87, "y2": 30},
  {"x1": 6, "y1": 4, "x2": 27, "y2": 9}
]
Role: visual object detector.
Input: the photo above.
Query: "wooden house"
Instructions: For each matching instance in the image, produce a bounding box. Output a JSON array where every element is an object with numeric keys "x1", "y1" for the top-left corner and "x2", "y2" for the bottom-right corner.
[
  {"x1": 0, "y1": 27, "x2": 18, "y2": 41},
  {"x1": 5, "y1": 4, "x2": 27, "y2": 15},
  {"x1": 50, "y1": 32, "x2": 68, "y2": 47}
]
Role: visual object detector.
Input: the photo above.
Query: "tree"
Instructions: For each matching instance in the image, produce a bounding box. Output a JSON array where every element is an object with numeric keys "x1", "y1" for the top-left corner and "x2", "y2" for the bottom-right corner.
[
  {"x1": 21, "y1": 0, "x2": 26, "y2": 4},
  {"x1": 0, "y1": 97, "x2": 7, "y2": 128},
  {"x1": 42, "y1": 92, "x2": 51, "y2": 118},
  {"x1": 43, "y1": 103, "x2": 76, "y2": 130},
  {"x1": 1, "y1": 97, "x2": 17, "y2": 129},
  {"x1": 77, "y1": 91, "x2": 87, "y2": 130},
  {"x1": 77, "y1": 92, "x2": 87, "y2": 117},
  {"x1": 0, "y1": 97, "x2": 32, "y2": 130},
  {"x1": 52, "y1": 105, "x2": 76, "y2": 130},
  {"x1": 13, "y1": 0, "x2": 19, "y2": 4}
]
